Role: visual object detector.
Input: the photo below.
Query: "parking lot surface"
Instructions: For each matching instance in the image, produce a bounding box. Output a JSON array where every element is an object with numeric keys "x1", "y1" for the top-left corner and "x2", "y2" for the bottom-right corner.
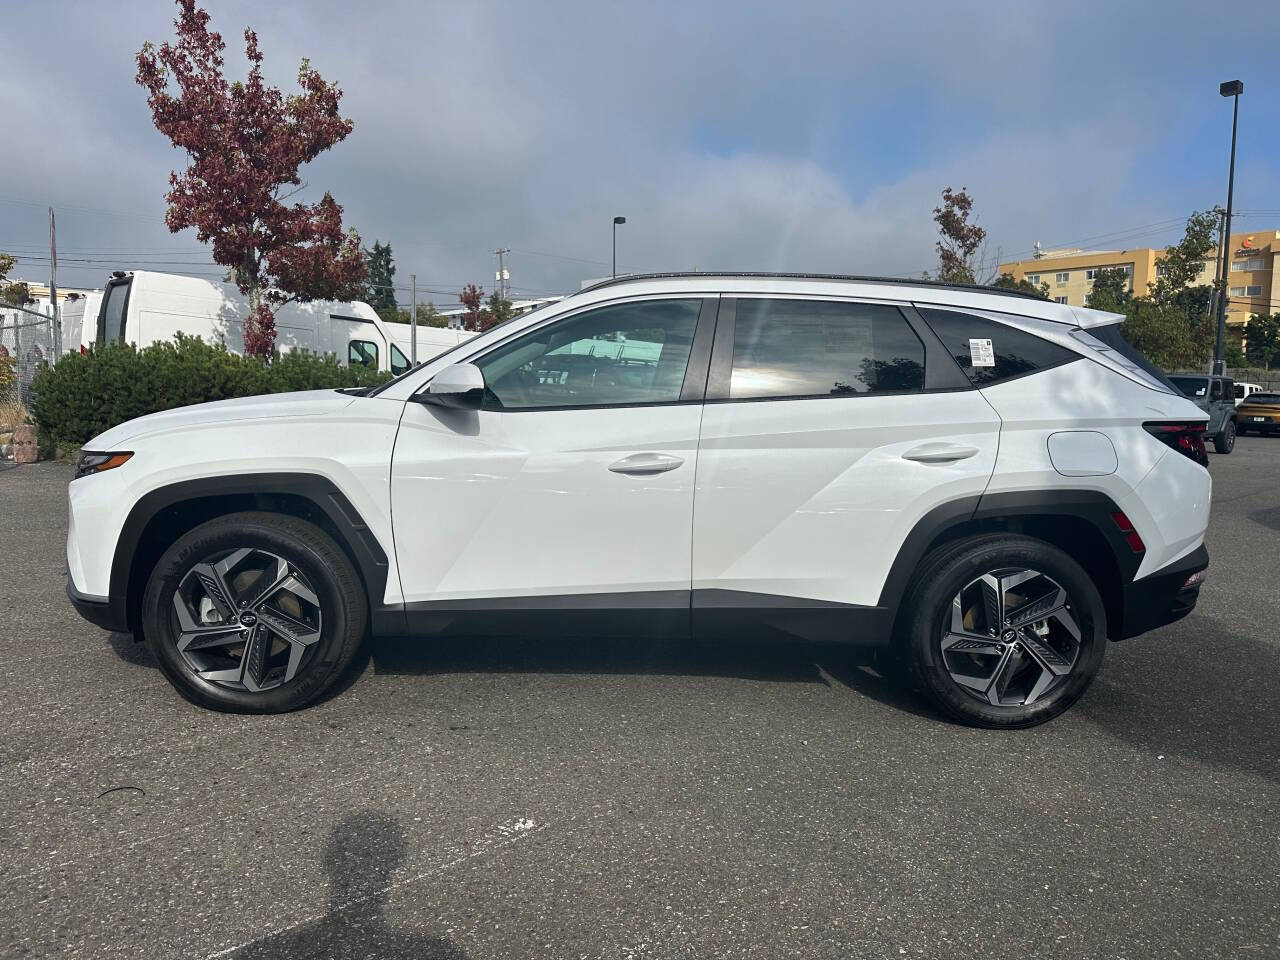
[{"x1": 2, "y1": 440, "x2": 1278, "y2": 959}]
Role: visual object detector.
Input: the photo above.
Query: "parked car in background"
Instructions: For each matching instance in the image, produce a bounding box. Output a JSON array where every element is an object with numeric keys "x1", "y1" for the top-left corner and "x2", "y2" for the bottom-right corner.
[
  {"x1": 1236, "y1": 392, "x2": 1280, "y2": 436},
  {"x1": 66, "y1": 273, "x2": 1212, "y2": 729},
  {"x1": 90, "y1": 270, "x2": 403, "y2": 373},
  {"x1": 1234, "y1": 381, "x2": 1264, "y2": 406},
  {"x1": 1168, "y1": 374, "x2": 1237, "y2": 453}
]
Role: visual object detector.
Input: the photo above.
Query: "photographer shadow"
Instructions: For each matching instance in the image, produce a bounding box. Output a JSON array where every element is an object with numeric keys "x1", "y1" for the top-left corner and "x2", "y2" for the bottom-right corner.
[{"x1": 229, "y1": 811, "x2": 467, "y2": 960}]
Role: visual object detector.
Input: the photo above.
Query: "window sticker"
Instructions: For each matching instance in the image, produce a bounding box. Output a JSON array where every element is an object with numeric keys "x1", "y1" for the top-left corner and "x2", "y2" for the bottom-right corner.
[{"x1": 969, "y1": 338, "x2": 995, "y2": 367}]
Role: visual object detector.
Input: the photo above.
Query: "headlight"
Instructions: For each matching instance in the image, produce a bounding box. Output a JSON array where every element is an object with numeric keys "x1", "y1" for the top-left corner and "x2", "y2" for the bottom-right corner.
[{"x1": 75, "y1": 451, "x2": 133, "y2": 479}]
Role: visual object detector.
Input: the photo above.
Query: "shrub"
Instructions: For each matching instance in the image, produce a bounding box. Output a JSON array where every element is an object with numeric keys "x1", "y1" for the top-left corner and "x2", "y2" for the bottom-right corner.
[{"x1": 31, "y1": 334, "x2": 391, "y2": 446}]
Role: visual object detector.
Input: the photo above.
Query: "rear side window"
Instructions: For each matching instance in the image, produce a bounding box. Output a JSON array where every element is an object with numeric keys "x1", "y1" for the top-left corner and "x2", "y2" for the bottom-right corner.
[
  {"x1": 100, "y1": 281, "x2": 129, "y2": 343},
  {"x1": 349, "y1": 340, "x2": 379, "y2": 368},
  {"x1": 920, "y1": 309, "x2": 1079, "y2": 386},
  {"x1": 729, "y1": 299, "x2": 924, "y2": 399}
]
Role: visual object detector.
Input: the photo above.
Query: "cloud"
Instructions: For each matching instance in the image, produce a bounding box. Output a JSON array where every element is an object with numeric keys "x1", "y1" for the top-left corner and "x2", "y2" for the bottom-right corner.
[{"x1": 2, "y1": 0, "x2": 1278, "y2": 300}]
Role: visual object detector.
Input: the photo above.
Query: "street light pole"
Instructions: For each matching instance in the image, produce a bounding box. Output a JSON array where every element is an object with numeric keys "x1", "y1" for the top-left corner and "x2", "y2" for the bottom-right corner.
[
  {"x1": 612, "y1": 216, "x2": 626, "y2": 278},
  {"x1": 1213, "y1": 80, "x2": 1243, "y2": 375}
]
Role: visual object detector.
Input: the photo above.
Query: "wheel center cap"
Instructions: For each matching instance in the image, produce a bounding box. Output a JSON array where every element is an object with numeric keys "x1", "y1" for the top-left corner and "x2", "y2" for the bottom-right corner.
[
  {"x1": 238, "y1": 611, "x2": 259, "y2": 628},
  {"x1": 1001, "y1": 629, "x2": 1017, "y2": 643}
]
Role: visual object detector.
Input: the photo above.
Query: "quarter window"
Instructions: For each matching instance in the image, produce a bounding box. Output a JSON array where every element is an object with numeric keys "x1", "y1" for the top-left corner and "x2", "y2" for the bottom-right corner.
[
  {"x1": 349, "y1": 340, "x2": 379, "y2": 368},
  {"x1": 728, "y1": 299, "x2": 924, "y2": 399},
  {"x1": 475, "y1": 298, "x2": 700, "y2": 409},
  {"x1": 920, "y1": 309, "x2": 1080, "y2": 386}
]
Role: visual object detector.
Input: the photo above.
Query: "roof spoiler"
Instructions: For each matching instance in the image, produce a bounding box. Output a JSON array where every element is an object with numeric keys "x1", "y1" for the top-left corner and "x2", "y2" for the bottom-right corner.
[{"x1": 1069, "y1": 306, "x2": 1126, "y2": 329}]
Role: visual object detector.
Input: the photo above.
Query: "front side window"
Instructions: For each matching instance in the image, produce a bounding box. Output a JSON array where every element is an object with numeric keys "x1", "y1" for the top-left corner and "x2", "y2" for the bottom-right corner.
[
  {"x1": 349, "y1": 340, "x2": 379, "y2": 368},
  {"x1": 390, "y1": 343, "x2": 410, "y2": 375},
  {"x1": 920, "y1": 309, "x2": 1080, "y2": 386},
  {"x1": 475, "y1": 298, "x2": 700, "y2": 409},
  {"x1": 728, "y1": 300, "x2": 924, "y2": 399}
]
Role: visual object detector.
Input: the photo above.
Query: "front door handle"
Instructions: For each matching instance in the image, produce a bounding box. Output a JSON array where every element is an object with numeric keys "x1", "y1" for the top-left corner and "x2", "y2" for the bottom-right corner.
[
  {"x1": 608, "y1": 452, "x2": 685, "y2": 475},
  {"x1": 902, "y1": 442, "x2": 980, "y2": 463}
]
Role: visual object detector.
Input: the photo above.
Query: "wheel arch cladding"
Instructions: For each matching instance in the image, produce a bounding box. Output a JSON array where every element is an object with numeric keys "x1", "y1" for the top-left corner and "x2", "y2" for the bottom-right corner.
[
  {"x1": 879, "y1": 490, "x2": 1133, "y2": 643},
  {"x1": 116, "y1": 474, "x2": 389, "y2": 635}
]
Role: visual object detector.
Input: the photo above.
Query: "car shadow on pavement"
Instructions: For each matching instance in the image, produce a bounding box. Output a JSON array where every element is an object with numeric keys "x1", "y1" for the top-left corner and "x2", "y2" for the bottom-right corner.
[
  {"x1": 1081, "y1": 614, "x2": 1280, "y2": 786},
  {"x1": 225, "y1": 810, "x2": 468, "y2": 959}
]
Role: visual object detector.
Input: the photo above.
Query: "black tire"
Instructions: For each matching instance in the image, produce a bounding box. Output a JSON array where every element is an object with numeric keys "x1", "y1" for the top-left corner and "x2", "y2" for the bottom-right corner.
[
  {"x1": 142, "y1": 511, "x2": 367, "y2": 713},
  {"x1": 1214, "y1": 419, "x2": 1236, "y2": 454},
  {"x1": 899, "y1": 534, "x2": 1107, "y2": 729}
]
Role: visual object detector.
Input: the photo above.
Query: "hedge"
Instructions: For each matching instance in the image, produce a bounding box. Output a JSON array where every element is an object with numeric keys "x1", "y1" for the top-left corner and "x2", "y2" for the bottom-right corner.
[{"x1": 31, "y1": 334, "x2": 392, "y2": 446}]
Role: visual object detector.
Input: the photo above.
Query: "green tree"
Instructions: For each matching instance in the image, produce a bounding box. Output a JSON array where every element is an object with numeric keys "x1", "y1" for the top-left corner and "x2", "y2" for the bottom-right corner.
[
  {"x1": 364, "y1": 241, "x2": 397, "y2": 312},
  {"x1": 992, "y1": 273, "x2": 1049, "y2": 298},
  {"x1": 1085, "y1": 268, "x2": 1133, "y2": 313},
  {"x1": 486, "y1": 290, "x2": 514, "y2": 327},
  {"x1": 0, "y1": 252, "x2": 30, "y2": 305},
  {"x1": 1148, "y1": 210, "x2": 1216, "y2": 304},
  {"x1": 1245, "y1": 313, "x2": 1280, "y2": 369}
]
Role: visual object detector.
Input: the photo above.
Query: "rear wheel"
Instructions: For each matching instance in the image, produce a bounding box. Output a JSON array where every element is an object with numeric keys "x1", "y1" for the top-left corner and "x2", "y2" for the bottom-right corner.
[
  {"x1": 142, "y1": 512, "x2": 367, "y2": 712},
  {"x1": 899, "y1": 534, "x2": 1106, "y2": 728},
  {"x1": 1214, "y1": 419, "x2": 1236, "y2": 454}
]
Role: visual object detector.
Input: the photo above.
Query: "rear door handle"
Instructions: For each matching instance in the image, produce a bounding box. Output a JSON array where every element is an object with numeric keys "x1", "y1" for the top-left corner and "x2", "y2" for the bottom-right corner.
[
  {"x1": 902, "y1": 442, "x2": 980, "y2": 463},
  {"x1": 608, "y1": 452, "x2": 685, "y2": 475}
]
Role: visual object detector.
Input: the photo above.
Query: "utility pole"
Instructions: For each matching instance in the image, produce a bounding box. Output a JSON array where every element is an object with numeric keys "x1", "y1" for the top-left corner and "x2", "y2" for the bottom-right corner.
[
  {"x1": 48, "y1": 207, "x2": 60, "y2": 360},
  {"x1": 410, "y1": 273, "x2": 417, "y2": 367},
  {"x1": 1209, "y1": 209, "x2": 1228, "y2": 368},
  {"x1": 495, "y1": 248, "x2": 509, "y2": 301},
  {"x1": 1213, "y1": 80, "x2": 1244, "y2": 375}
]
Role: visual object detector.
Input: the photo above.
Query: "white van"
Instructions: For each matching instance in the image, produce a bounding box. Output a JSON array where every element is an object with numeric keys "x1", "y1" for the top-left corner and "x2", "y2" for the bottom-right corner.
[
  {"x1": 384, "y1": 322, "x2": 475, "y2": 368},
  {"x1": 92, "y1": 270, "x2": 408, "y2": 374},
  {"x1": 1235, "y1": 381, "x2": 1264, "y2": 407}
]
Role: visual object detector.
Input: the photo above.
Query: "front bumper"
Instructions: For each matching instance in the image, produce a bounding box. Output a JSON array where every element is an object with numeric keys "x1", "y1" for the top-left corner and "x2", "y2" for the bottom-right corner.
[
  {"x1": 1117, "y1": 544, "x2": 1208, "y2": 640},
  {"x1": 67, "y1": 577, "x2": 129, "y2": 634}
]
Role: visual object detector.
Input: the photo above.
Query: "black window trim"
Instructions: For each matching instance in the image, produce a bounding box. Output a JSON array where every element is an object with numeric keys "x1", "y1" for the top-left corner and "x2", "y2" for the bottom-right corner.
[
  {"x1": 465, "y1": 295, "x2": 721, "y2": 414},
  {"x1": 915, "y1": 304, "x2": 1084, "y2": 389},
  {"x1": 703, "y1": 295, "x2": 969, "y2": 404}
]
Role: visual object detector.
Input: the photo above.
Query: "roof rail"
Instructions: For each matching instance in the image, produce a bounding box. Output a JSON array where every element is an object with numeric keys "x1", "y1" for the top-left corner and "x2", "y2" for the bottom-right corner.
[{"x1": 575, "y1": 271, "x2": 1049, "y2": 302}]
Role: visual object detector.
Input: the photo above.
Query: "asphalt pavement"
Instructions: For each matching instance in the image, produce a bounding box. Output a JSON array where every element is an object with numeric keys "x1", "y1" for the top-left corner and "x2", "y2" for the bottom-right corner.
[{"x1": 1, "y1": 440, "x2": 1277, "y2": 959}]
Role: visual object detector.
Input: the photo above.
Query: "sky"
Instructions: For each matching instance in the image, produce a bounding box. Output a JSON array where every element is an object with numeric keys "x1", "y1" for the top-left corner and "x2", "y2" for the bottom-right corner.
[{"x1": 3, "y1": 0, "x2": 1279, "y2": 308}]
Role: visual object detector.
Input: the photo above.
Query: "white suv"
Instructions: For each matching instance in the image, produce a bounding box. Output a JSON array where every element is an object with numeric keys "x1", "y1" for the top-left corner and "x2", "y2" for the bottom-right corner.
[{"x1": 66, "y1": 274, "x2": 1212, "y2": 727}]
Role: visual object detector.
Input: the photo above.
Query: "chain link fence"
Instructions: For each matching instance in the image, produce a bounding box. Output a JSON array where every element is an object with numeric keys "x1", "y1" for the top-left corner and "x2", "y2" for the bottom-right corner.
[{"x1": 1, "y1": 302, "x2": 59, "y2": 465}]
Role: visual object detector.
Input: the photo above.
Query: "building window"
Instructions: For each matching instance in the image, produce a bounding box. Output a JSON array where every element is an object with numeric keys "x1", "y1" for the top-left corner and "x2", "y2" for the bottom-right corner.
[
  {"x1": 1085, "y1": 268, "x2": 1098, "y2": 281},
  {"x1": 1230, "y1": 286, "x2": 1246, "y2": 297},
  {"x1": 1231, "y1": 258, "x2": 1266, "y2": 272},
  {"x1": 1054, "y1": 296, "x2": 1068, "y2": 304},
  {"x1": 1025, "y1": 274, "x2": 1040, "y2": 286},
  {"x1": 1247, "y1": 285, "x2": 1263, "y2": 297},
  {"x1": 1055, "y1": 272, "x2": 1070, "y2": 283}
]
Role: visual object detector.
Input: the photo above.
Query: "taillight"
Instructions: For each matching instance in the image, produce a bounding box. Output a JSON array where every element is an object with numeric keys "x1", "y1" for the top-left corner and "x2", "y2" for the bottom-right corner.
[
  {"x1": 1144, "y1": 421, "x2": 1209, "y2": 468},
  {"x1": 1110, "y1": 511, "x2": 1146, "y2": 554}
]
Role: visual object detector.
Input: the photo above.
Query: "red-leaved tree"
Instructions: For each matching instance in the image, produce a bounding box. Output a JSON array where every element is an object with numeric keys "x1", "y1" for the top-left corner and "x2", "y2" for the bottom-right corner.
[
  {"x1": 459, "y1": 283, "x2": 493, "y2": 332},
  {"x1": 136, "y1": 0, "x2": 366, "y2": 357}
]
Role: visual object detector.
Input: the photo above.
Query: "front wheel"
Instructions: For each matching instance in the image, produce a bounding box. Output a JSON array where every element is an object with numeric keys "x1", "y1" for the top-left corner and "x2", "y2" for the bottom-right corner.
[
  {"x1": 141, "y1": 512, "x2": 367, "y2": 713},
  {"x1": 1214, "y1": 420, "x2": 1236, "y2": 454},
  {"x1": 899, "y1": 534, "x2": 1107, "y2": 728}
]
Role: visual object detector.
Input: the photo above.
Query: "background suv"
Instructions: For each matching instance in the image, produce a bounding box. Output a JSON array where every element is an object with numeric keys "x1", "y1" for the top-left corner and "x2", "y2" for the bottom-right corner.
[
  {"x1": 66, "y1": 274, "x2": 1212, "y2": 727},
  {"x1": 1169, "y1": 373, "x2": 1238, "y2": 453}
]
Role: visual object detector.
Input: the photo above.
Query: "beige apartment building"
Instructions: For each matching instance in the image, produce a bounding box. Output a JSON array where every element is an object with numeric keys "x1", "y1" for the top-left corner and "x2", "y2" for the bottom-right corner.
[{"x1": 998, "y1": 229, "x2": 1279, "y2": 330}]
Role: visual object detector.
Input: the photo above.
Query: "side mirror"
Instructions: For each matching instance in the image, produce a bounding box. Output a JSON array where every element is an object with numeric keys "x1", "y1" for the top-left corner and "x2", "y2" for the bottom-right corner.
[{"x1": 415, "y1": 362, "x2": 485, "y2": 409}]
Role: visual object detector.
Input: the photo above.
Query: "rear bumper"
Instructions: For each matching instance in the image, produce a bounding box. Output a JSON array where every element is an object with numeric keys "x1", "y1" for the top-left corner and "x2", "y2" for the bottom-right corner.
[
  {"x1": 1117, "y1": 544, "x2": 1208, "y2": 640},
  {"x1": 67, "y1": 577, "x2": 128, "y2": 634}
]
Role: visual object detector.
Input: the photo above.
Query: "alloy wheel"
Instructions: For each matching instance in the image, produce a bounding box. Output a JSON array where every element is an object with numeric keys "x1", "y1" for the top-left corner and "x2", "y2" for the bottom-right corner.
[
  {"x1": 170, "y1": 547, "x2": 323, "y2": 692},
  {"x1": 940, "y1": 567, "x2": 1082, "y2": 707}
]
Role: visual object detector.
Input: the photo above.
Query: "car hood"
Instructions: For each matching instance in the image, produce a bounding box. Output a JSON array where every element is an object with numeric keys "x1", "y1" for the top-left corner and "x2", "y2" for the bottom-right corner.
[{"x1": 86, "y1": 390, "x2": 356, "y2": 448}]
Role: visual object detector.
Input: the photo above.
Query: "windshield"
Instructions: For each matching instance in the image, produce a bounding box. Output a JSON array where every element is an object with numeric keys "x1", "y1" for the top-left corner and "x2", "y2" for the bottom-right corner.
[
  {"x1": 1168, "y1": 376, "x2": 1208, "y2": 398},
  {"x1": 1242, "y1": 393, "x2": 1280, "y2": 405}
]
